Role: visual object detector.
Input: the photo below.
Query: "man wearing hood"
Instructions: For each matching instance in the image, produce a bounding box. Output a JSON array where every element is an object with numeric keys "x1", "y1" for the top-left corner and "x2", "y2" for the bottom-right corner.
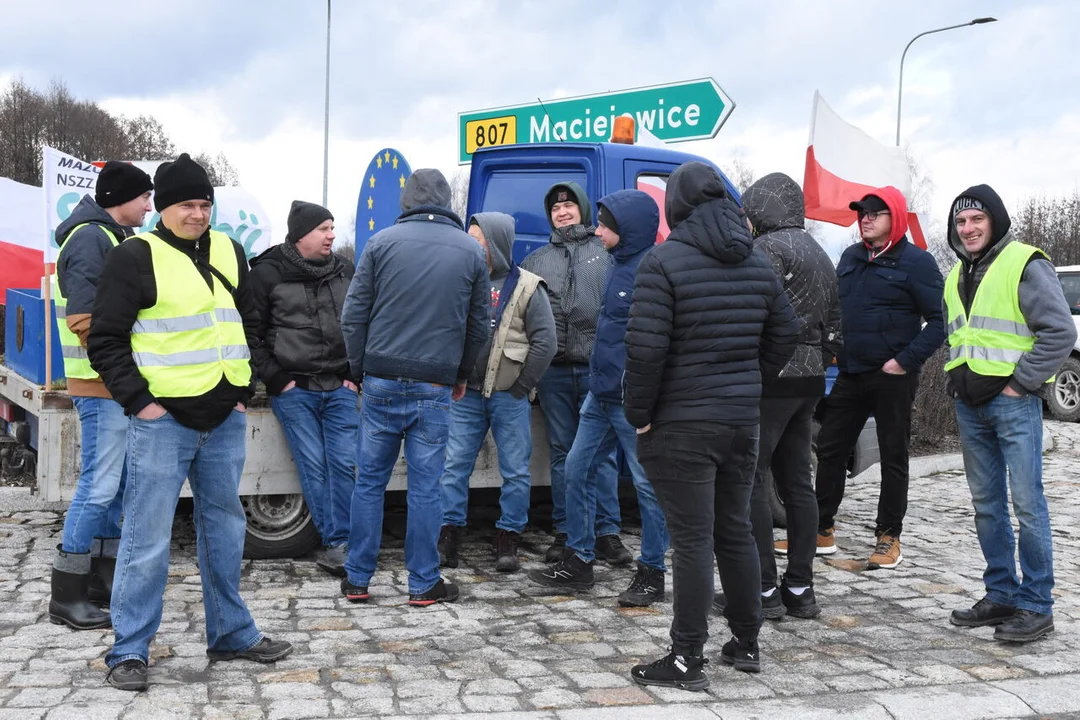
[
  {"x1": 340, "y1": 169, "x2": 488, "y2": 607},
  {"x1": 250, "y1": 200, "x2": 356, "y2": 578},
  {"x1": 520, "y1": 182, "x2": 631, "y2": 567},
  {"x1": 49, "y1": 161, "x2": 152, "y2": 632},
  {"x1": 438, "y1": 212, "x2": 556, "y2": 572},
  {"x1": 624, "y1": 162, "x2": 799, "y2": 690},
  {"x1": 943, "y1": 185, "x2": 1074, "y2": 643},
  {"x1": 710, "y1": 172, "x2": 841, "y2": 621},
  {"x1": 815, "y1": 186, "x2": 945, "y2": 571},
  {"x1": 529, "y1": 189, "x2": 670, "y2": 607}
]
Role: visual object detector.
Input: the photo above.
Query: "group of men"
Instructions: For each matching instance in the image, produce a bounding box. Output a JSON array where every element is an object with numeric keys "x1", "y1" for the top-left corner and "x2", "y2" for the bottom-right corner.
[{"x1": 47, "y1": 150, "x2": 1073, "y2": 694}]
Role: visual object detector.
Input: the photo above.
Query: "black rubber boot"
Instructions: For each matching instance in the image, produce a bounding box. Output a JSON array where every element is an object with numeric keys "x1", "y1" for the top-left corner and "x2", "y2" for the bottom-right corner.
[
  {"x1": 88, "y1": 537, "x2": 119, "y2": 607},
  {"x1": 49, "y1": 546, "x2": 112, "y2": 630}
]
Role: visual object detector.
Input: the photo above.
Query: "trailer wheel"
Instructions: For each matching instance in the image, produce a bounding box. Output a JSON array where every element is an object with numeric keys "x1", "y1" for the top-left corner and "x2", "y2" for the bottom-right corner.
[{"x1": 241, "y1": 493, "x2": 320, "y2": 559}]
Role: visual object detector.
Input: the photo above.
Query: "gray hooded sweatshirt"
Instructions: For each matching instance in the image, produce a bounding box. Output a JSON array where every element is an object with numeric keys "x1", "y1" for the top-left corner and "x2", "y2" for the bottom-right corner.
[{"x1": 465, "y1": 212, "x2": 556, "y2": 397}]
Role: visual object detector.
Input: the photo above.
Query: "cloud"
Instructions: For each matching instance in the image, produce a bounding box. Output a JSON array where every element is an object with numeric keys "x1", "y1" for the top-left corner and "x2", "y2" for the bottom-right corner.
[{"x1": 3, "y1": 0, "x2": 1078, "y2": 247}]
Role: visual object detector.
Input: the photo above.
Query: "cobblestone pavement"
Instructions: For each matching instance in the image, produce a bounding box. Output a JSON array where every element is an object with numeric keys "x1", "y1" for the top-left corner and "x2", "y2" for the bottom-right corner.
[{"x1": 2, "y1": 423, "x2": 1080, "y2": 720}]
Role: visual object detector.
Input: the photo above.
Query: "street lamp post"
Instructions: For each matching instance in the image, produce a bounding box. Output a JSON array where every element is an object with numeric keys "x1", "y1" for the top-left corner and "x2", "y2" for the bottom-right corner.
[
  {"x1": 896, "y1": 17, "x2": 997, "y2": 146},
  {"x1": 322, "y1": 0, "x2": 332, "y2": 206}
]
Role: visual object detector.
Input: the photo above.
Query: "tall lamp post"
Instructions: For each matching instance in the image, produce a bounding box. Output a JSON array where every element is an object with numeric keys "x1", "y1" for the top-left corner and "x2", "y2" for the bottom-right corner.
[
  {"x1": 322, "y1": 0, "x2": 332, "y2": 206},
  {"x1": 896, "y1": 17, "x2": 997, "y2": 146}
]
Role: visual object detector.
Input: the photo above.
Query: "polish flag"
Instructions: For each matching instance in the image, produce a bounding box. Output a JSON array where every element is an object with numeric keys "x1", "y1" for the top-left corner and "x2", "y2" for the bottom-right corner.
[
  {"x1": 803, "y1": 91, "x2": 926, "y2": 249},
  {"x1": 0, "y1": 177, "x2": 46, "y2": 296}
]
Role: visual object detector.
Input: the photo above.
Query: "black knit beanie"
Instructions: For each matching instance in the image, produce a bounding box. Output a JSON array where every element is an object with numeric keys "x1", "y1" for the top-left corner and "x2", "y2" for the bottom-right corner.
[
  {"x1": 95, "y1": 161, "x2": 153, "y2": 208},
  {"x1": 596, "y1": 204, "x2": 619, "y2": 235},
  {"x1": 286, "y1": 200, "x2": 334, "y2": 243},
  {"x1": 153, "y1": 153, "x2": 214, "y2": 212}
]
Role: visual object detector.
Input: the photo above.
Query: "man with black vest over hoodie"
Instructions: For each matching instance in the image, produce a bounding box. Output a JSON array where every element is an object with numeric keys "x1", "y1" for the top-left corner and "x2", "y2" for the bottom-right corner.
[
  {"x1": 814, "y1": 186, "x2": 945, "y2": 571},
  {"x1": 520, "y1": 182, "x2": 631, "y2": 567},
  {"x1": 340, "y1": 169, "x2": 488, "y2": 607},
  {"x1": 250, "y1": 200, "x2": 357, "y2": 578},
  {"x1": 625, "y1": 161, "x2": 799, "y2": 690},
  {"x1": 89, "y1": 154, "x2": 292, "y2": 691},
  {"x1": 943, "y1": 185, "x2": 1074, "y2": 643},
  {"x1": 438, "y1": 212, "x2": 556, "y2": 572}
]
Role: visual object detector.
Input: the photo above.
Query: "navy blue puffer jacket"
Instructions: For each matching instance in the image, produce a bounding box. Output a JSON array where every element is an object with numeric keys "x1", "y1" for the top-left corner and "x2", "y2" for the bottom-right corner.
[{"x1": 589, "y1": 189, "x2": 659, "y2": 402}]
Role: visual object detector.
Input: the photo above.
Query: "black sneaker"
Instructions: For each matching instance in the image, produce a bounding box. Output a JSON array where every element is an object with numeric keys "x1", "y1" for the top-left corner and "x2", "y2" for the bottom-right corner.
[
  {"x1": 720, "y1": 636, "x2": 761, "y2": 673},
  {"x1": 618, "y1": 563, "x2": 665, "y2": 607},
  {"x1": 780, "y1": 581, "x2": 821, "y2": 619},
  {"x1": 408, "y1": 578, "x2": 460, "y2": 607},
  {"x1": 630, "y1": 650, "x2": 709, "y2": 691},
  {"x1": 544, "y1": 532, "x2": 568, "y2": 563},
  {"x1": 528, "y1": 552, "x2": 594, "y2": 591},
  {"x1": 493, "y1": 529, "x2": 520, "y2": 573},
  {"x1": 106, "y1": 659, "x2": 148, "y2": 692},
  {"x1": 950, "y1": 597, "x2": 1016, "y2": 628},
  {"x1": 993, "y1": 609, "x2": 1054, "y2": 643},
  {"x1": 207, "y1": 637, "x2": 293, "y2": 663},
  {"x1": 595, "y1": 534, "x2": 633, "y2": 566},
  {"x1": 341, "y1": 577, "x2": 370, "y2": 603},
  {"x1": 438, "y1": 525, "x2": 461, "y2": 568},
  {"x1": 712, "y1": 590, "x2": 785, "y2": 620}
]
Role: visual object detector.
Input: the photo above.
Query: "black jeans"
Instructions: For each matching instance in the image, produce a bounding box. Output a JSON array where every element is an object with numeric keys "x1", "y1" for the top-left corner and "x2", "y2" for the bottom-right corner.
[
  {"x1": 750, "y1": 396, "x2": 819, "y2": 590},
  {"x1": 638, "y1": 420, "x2": 760, "y2": 655},
  {"x1": 815, "y1": 370, "x2": 919, "y2": 537}
]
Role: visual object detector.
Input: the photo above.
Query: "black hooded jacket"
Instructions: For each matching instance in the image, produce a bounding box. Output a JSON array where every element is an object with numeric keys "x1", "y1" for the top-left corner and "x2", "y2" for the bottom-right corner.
[
  {"x1": 743, "y1": 173, "x2": 842, "y2": 397},
  {"x1": 623, "y1": 162, "x2": 800, "y2": 428},
  {"x1": 249, "y1": 244, "x2": 355, "y2": 395}
]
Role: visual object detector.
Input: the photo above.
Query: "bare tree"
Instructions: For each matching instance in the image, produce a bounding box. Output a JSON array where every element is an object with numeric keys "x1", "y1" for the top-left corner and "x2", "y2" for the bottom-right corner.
[
  {"x1": 1013, "y1": 191, "x2": 1080, "y2": 265},
  {"x1": 0, "y1": 77, "x2": 238, "y2": 187},
  {"x1": 449, "y1": 168, "x2": 469, "y2": 221},
  {"x1": 721, "y1": 156, "x2": 756, "y2": 194},
  {"x1": 194, "y1": 151, "x2": 240, "y2": 186}
]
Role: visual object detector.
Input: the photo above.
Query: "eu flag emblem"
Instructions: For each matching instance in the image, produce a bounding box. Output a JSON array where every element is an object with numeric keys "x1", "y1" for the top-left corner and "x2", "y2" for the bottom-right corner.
[{"x1": 354, "y1": 148, "x2": 412, "y2": 264}]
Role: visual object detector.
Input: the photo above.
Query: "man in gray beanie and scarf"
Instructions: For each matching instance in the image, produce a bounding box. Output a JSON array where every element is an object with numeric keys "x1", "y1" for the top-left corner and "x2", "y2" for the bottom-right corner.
[{"x1": 250, "y1": 200, "x2": 357, "y2": 577}]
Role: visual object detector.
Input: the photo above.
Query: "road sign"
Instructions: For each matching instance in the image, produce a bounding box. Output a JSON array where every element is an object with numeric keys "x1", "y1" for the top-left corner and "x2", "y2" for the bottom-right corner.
[{"x1": 457, "y1": 78, "x2": 734, "y2": 163}]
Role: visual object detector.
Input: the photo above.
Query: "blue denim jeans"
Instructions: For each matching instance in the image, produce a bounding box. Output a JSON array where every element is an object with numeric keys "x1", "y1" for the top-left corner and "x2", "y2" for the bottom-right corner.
[
  {"x1": 440, "y1": 389, "x2": 532, "y2": 533},
  {"x1": 565, "y1": 393, "x2": 669, "y2": 569},
  {"x1": 106, "y1": 410, "x2": 262, "y2": 667},
  {"x1": 346, "y1": 377, "x2": 451, "y2": 595},
  {"x1": 955, "y1": 393, "x2": 1055, "y2": 614},
  {"x1": 62, "y1": 397, "x2": 127, "y2": 554},
  {"x1": 535, "y1": 364, "x2": 620, "y2": 535},
  {"x1": 271, "y1": 385, "x2": 358, "y2": 548}
]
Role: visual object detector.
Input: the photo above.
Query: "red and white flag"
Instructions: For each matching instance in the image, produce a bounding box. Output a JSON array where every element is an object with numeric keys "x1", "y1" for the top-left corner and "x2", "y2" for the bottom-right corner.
[{"x1": 803, "y1": 91, "x2": 926, "y2": 248}]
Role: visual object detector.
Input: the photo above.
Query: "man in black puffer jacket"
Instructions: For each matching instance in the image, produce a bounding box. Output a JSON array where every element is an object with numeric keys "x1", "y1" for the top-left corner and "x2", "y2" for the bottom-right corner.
[
  {"x1": 626, "y1": 162, "x2": 799, "y2": 691},
  {"x1": 250, "y1": 201, "x2": 357, "y2": 577}
]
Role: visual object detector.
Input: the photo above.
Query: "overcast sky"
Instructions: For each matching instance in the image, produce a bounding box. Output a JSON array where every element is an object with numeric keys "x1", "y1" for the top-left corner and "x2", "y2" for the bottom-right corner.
[{"x1": 3, "y1": 0, "x2": 1078, "y2": 252}]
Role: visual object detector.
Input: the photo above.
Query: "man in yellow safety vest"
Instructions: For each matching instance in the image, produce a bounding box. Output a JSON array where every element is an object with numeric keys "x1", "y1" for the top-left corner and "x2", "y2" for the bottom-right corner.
[
  {"x1": 49, "y1": 161, "x2": 152, "y2": 632},
  {"x1": 943, "y1": 184, "x2": 1076, "y2": 644},
  {"x1": 88, "y1": 154, "x2": 292, "y2": 691}
]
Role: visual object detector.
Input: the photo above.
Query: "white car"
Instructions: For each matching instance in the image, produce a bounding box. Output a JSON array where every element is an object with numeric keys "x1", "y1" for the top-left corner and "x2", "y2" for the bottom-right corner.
[{"x1": 1049, "y1": 266, "x2": 1080, "y2": 421}]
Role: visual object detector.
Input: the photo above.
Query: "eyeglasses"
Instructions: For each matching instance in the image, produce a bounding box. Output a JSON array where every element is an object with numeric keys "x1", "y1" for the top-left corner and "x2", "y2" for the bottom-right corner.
[{"x1": 858, "y1": 210, "x2": 890, "y2": 222}]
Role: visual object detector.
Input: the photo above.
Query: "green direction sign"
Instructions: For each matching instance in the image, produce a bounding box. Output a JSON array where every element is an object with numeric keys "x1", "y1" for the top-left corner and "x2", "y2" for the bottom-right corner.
[{"x1": 458, "y1": 77, "x2": 734, "y2": 163}]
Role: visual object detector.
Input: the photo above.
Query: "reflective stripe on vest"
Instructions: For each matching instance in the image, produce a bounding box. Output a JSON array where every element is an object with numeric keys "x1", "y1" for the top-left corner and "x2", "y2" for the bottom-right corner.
[
  {"x1": 53, "y1": 223, "x2": 120, "y2": 380},
  {"x1": 130, "y1": 230, "x2": 252, "y2": 398},
  {"x1": 943, "y1": 241, "x2": 1047, "y2": 379}
]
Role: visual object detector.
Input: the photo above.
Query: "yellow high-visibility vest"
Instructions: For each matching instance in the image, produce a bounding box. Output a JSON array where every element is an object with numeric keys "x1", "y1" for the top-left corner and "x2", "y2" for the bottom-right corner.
[
  {"x1": 944, "y1": 241, "x2": 1048, "y2": 380},
  {"x1": 130, "y1": 230, "x2": 251, "y2": 397},
  {"x1": 53, "y1": 223, "x2": 119, "y2": 380}
]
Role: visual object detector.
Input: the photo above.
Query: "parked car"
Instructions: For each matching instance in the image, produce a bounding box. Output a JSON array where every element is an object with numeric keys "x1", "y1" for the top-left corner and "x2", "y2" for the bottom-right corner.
[{"x1": 1049, "y1": 266, "x2": 1080, "y2": 422}]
